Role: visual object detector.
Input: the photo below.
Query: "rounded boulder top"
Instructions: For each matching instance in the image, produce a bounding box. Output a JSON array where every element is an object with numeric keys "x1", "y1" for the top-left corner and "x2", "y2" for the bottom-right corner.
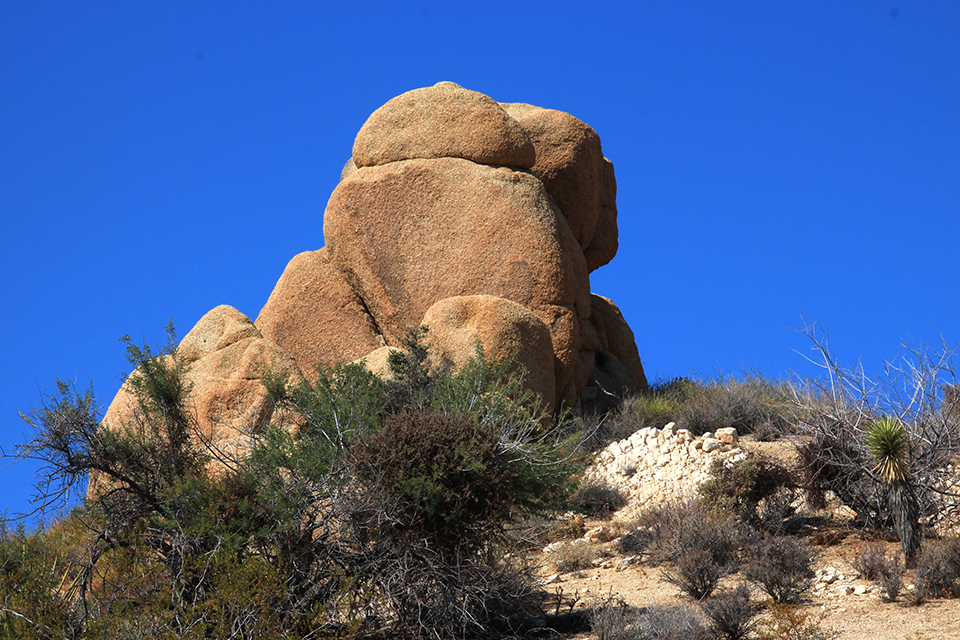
[{"x1": 352, "y1": 81, "x2": 536, "y2": 169}]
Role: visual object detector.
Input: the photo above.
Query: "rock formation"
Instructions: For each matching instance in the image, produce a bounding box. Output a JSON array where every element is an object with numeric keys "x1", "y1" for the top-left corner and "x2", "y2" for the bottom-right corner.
[
  {"x1": 99, "y1": 82, "x2": 647, "y2": 464},
  {"x1": 582, "y1": 424, "x2": 747, "y2": 522}
]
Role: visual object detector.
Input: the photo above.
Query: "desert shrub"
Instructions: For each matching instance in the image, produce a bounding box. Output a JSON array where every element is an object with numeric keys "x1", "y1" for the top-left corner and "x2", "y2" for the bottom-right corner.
[
  {"x1": 547, "y1": 539, "x2": 598, "y2": 574},
  {"x1": 915, "y1": 536, "x2": 960, "y2": 598},
  {"x1": 589, "y1": 600, "x2": 639, "y2": 640},
  {"x1": 878, "y1": 551, "x2": 905, "y2": 602},
  {"x1": 788, "y1": 325, "x2": 960, "y2": 541},
  {"x1": 701, "y1": 583, "x2": 758, "y2": 640},
  {"x1": 699, "y1": 455, "x2": 795, "y2": 529},
  {"x1": 849, "y1": 541, "x2": 906, "y2": 602},
  {"x1": 590, "y1": 601, "x2": 710, "y2": 640},
  {"x1": 676, "y1": 375, "x2": 792, "y2": 437},
  {"x1": 755, "y1": 603, "x2": 839, "y2": 640},
  {"x1": 541, "y1": 516, "x2": 587, "y2": 545},
  {"x1": 0, "y1": 521, "x2": 79, "y2": 640},
  {"x1": 570, "y1": 478, "x2": 628, "y2": 517},
  {"x1": 662, "y1": 547, "x2": 731, "y2": 600},
  {"x1": 851, "y1": 541, "x2": 892, "y2": 581},
  {"x1": 616, "y1": 527, "x2": 650, "y2": 556},
  {"x1": 593, "y1": 378, "x2": 693, "y2": 447},
  {"x1": 636, "y1": 499, "x2": 746, "y2": 570},
  {"x1": 743, "y1": 536, "x2": 816, "y2": 604},
  {"x1": 355, "y1": 410, "x2": 522, "y2": 543},
  {"x1": 10, "y1": 324, "x2": 578, "y2": 639},
  {"x1": 639, "y1": 604, "x2": 711, "y2": 640},
  {"x1": 634, "y1": 499, "x2": 745, "y2": 600}
]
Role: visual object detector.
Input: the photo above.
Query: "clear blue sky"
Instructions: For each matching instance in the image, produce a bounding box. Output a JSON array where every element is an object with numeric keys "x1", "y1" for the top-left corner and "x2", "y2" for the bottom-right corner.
[{"x1": 2, "y1": 2, "x2": 958, "y2": 522}]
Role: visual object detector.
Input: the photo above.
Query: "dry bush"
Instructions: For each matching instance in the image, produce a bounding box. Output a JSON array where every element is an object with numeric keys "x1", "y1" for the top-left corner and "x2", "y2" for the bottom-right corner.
[
  {"x1": 662, "y1": 548, "x2": 731, "y2": 600},
  {"x1": 639, "y1": 604, "x2": 711, "y2": 640},
  {"x1": 547, "y1": 539, "x2": 599, "y2": 574},
  {"x1": 851, "y1": 541, "x2": 892, "y2": 581},
  {"x1": 677, "y1": 375, "x2": 792, "y2": 438},
  {"x1": 701, "y1": 583, "x2": 759, "y2": 640},
  {"x1": 755, "y1": 603, "x2": 840, "y2": 640},
  {"x1": 633, "y1": 499, "x2": 746, "y2": 600},
  {"x1": 570, "y1": 478, "x2": 628, "y2": 517},
  {"x1": 915, "y1": 536, "x2": 960, "y2": 598},
  {"x1": 635, "y1": 499, "x2": 746, "y2": 570},
  {"x1": 788, "y1": 324, "x2": 960, "y2": 537},
  {"x1": 743, "y1": 536, "x2": 816, "y2": 604},
  {"x1": 699, "y1": 455, "x2": 796, "y2": 530},
  {"x1": 590, "y1": 600, "x2": 711, "y2": 640}
]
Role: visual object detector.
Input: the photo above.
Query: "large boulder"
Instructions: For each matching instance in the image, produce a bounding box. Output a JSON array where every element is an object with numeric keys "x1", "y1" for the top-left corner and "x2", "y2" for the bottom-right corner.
[
  {"x1": 589, "y1": 294, "x2": 647, "y2": 389},
  {"x1": 421, "y1": 295, "x2": 556, "y2": 412},
  {"x1": 324, "y1": 157, "x2": 594, "y2": 402},
  {"x1": 97, "y1": 305, "x2": 304, "y2": 488},
  {"x1": 255, "y1": 248, "x2": 383, "y2": 381},
  {"x1": 179, "y1": 306, "x2": 304, "y2": 444},
  {"x1": 353, "y1": 82, "x2": 536, "y2": 169},
  {"x1": 501, "y1": 102, "x2": 619, "y2": 272},
  {"x1": 98, "y1": 84, "x2": 648, "y2": 436}
]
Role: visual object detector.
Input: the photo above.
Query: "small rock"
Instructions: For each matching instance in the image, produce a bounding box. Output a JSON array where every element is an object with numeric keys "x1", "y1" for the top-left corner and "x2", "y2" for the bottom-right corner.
[
  {"x1": 715, "y1": 427, "x2": 739, "y2": 445},
  {"x1": 836, "y1": 585, "x2": 854, "y2": 596},
  {"x1": 854, "y1": 585, "x2": 869, "y2": 595},
  {"x1": 542, "y1": 574, "x2": 562, "y2": 585},
  {"x1": 585, "y1": 526, "x2": 616, "y2": 543},
  {"x1": 701, "y1": 438, "x2": 724, "y2": 453}
]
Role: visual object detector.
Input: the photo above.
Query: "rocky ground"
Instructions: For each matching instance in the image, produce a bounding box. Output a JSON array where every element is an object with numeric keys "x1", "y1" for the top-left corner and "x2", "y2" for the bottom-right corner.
[
  {"x1": 533, "y1": 432, "x2": 960, "y2": 640},
  {"x1": 535, "y1": 523, "x2": 960, "y2": 640}
]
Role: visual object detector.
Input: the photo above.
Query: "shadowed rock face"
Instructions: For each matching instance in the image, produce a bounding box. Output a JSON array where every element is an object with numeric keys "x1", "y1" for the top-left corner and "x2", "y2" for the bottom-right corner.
[{"x1": 99, "y1": 83, "x2": 648, "y2": 473}]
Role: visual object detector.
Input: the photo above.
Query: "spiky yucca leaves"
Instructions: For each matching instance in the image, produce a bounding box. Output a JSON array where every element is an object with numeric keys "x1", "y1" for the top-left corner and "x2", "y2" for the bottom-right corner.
[
  {"x1": 867, "y1": 418, "x2": 911, "y2": 484},
  {"x1": 866, "y1": 418, "x2": 921, "y2": 567}
]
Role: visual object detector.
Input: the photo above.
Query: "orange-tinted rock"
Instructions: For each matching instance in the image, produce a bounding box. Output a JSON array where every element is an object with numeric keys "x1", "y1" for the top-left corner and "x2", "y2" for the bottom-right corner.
[
  {"x1": 353, "y1": 82, "x2": 535, "y2": 169},
  {"x1": 181, "y1": 306, "x2": 303, "y2": 444},
  {"x1": 93, "y1": 306, "x2": 304, "y2": 494},
  {"x1": 255, "y1": 248, "x2": 383, "y2": 381},
  {"x1": 589, "y1": 295, "x2": 647, "y2": 389},
  {"x1": 324, "y1": 158, "x2": 592, "y2": 405},
  {"x1": 582, "y1": 160, "x2": 619, "y2": 272},
  {"x1": 502, "y1": 103, "x2": 619, "y2": 272},
  {"x1": 501, "y1": 104, "x2": 603, "y2": 249},
  {"x1": 422, "y1": 295, "x2": 556, "y2": 412}
]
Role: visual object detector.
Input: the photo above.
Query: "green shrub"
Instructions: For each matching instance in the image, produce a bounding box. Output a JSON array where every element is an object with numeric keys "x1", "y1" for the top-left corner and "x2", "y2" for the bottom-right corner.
[
  {"x1": 10, "y1": 324, "x2": 578, "y2": 640},
  {"x1": 699, "y1": 455, "x2": 795, "y2": 529},
  {"x1": 0, "y1": 521, "x2": 78, "y2": 640},
  {"x1": 355, "y1": 409, "x2": 524, "y2": 544}
]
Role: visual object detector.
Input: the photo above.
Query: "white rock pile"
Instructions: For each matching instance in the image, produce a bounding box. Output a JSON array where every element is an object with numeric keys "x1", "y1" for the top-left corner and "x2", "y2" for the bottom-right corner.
[{"x1": 582, "y1": 422, "x2": 749, "y2": 521}]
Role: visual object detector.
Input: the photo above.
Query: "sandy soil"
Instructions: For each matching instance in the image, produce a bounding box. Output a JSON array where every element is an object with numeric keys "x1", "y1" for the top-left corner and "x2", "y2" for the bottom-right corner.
[{"x1": 538, "y1": 530, "x2": 960, "y2": 640}]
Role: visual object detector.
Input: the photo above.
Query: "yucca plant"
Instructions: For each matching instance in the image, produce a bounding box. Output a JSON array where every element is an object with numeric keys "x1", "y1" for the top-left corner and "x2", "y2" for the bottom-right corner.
[{"x1": 866, "y1": 417, "x2": 921, "y2": 567}]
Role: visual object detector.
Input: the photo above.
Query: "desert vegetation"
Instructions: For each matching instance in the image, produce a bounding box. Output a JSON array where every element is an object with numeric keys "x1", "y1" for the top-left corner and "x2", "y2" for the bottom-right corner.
[{"x1": 5, "y1": 323, "x2": 960, "y2": 639}]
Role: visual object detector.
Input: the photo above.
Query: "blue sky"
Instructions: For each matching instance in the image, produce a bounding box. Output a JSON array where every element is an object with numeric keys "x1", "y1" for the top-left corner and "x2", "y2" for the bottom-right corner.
[{"x1": 2, "y1": 2, "x2": 958, "y2": 522}]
